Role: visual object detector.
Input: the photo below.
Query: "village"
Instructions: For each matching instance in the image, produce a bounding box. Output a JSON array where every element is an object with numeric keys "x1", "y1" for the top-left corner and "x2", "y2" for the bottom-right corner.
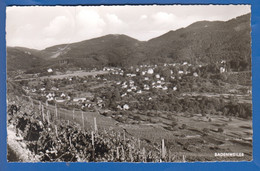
[{"x1": 14, "y1": 59, "x2": 251, "y2": 123}]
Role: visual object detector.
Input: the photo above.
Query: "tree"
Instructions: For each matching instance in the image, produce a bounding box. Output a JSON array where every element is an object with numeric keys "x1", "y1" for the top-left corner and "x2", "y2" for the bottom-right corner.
[{"x1": 113, "y1": 88, "x2": 121, "y2": 101}]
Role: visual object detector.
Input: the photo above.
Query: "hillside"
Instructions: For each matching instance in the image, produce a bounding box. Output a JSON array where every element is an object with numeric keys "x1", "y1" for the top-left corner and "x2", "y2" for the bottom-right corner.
[
  {"x1": 6, "y1": 47, "x2": 46, "y2": 71},
  {"x1": 146, "y1": 14, "x2": 251, "y2": 70},
  {"x1": 6, "y1": 13, "x2": 251, "y2": 72}
]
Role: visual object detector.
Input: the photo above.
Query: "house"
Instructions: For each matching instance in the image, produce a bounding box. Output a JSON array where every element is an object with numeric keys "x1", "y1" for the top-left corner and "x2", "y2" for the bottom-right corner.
[
  {"x1": 73, "y1": 97, "x2": 86, "y2": 102},
  {"x1": 129, "y1": 80, "x2": 134, "y2": 84},
  {"x1": 183, "y1": 62, "x2": 188, "y2": 65},
  {"x1": 162, "y1": 86, "x2": 168, "y2": 90},
  {"x1": 121, "y1": 93, "x2": 127, "y2": 97},
  {"x1": 51, "y1": 87, "x2": 59, "y2": 91},
  {"x1": 147, "y1": 68, "x2": 154, "y2": 74},
  {"x1": 47, "y1": 68, "x2": 53, "y2": 73},
  {"x1": 136, "y1": 68, "x2": 140, "y2": 72},
  {"x1": 61, "y1": 93, "x2": 66, "y2": 98},
  {"x1": 144, "y1": 77, "x2": 149, "y2": 81},
  {"x1": 193, "y1": 72, "x2": 199, "y2": 77},
  {"x1": 117, "y1": 105, "x2": 123, "y2": 110},
  {"x1": 142, "y1": 71, "x2": 146, "y2": 75},
  {"x1": 123, "y1": 104, "x2": 130, "y2": 110},
  {"x1": 137, "y1": 90, "x2": 142, "y2": 94},
  {"x1": 178, "y1": 71, "x2": 184, "y2": 74},
  {"x1": 156, "y1": 74, "x2": 160, "y2": 79},
  {"x1": 122, "y1": 85, "x2": 128, "y2": 89},
  {"x1": 173, "y1": 87, "x2": 177, "y2": 91},
  {"x1": 127, "y1": 89, "x2": 132, "y2": 92},
  {"x1": 131, "y1": 86, "x2": 137, "y2": 90},
  {"x1": 220, "y1": 67, "x2": 226, "y2": 73},
  {"x1": 161, "y1": 77, "x2": 165, "y2": 81},
  {"x1": 40, "y1": 88, "x2": 46, "y2": 91},
  {"x1": 55, "y1": 97, "x2": 65, "y2": 103},
  {"x1": 47, "y1": 97, "x2": 54, "y2": 101},
  {"x1": 171, "y1": 76, "x2": 175, "y2": 79},
  {"x1": 46, "y1": 93, "x2": 54, "y2": 99},
  {"x1": 156, "y1": 85, "x2": 162, "y2": 89}
]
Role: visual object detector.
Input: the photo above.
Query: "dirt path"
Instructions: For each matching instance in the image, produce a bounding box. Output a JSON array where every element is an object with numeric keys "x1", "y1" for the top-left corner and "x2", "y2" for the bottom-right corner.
[{"x1": 7, "y1": 126, "x2": 40, "y2": 162}]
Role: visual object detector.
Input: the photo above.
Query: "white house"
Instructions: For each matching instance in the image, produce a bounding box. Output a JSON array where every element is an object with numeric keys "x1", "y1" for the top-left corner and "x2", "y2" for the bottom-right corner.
[
  {"x1": 173, "y1": 87, "x2": 177, "y2": 91},
  {"x1": 47, "y1": 68, "x2": 53, "y2": 73},
  {"x1": 156, "y1": 74, "x2": 160, "y2": 79},
  {"x1": 131, "y1": 86, "x2": 137, "y2": 90},
  {"x1": 55, "y1": 97, "x2": 65, "y2": 103},
  {"x1": 193, "y1": 72, "x2": 199, "y2": 77},
  {"x1": 144, "y1": 77, "x2": 149, "y2": 81},
  {"x1": 121, "y1": 93, "x2": 127, "y2": 97},
  {"x1": 220, "y1": 67, "x2": 226, "y2": 73},
  {"x1": 144, "y1": 84, "x2": 150, "y2": 90},
  {"x1": 73, "y1": 97, "x2": 86, "y2": 102},
  {"x1": 123, "y1": 104, "x2": 130, "y2": 110},
  {"x1": 137, "y1": 90, "x2": 142, "y2": 94},
  {"x1": 147, "y1": 68, "x2": 154, "y2": 74},
  {"x1": 40, "y1": 88, "x2": 46, "y2": 91},
  {"x1": 178, "y1": 71, "x2": 184, "y2": 74},
  {"x1": 156, "y1": 85, "x2": 162, "y2": 89},
  {"x1": 162, "y1": 86, "x2": 168, "y2": 91},
  {"x1": 122, "y1": 85, "x2": 128, "y2": 89},
  {"x1": 117, "y1": 105, "x2": 123, "y2": 110}
]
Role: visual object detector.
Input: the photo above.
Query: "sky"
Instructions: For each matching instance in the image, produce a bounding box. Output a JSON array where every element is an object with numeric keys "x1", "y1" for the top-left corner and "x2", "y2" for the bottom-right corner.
[{"x1": 6, "y1": 5, "x2": 251, "y2": 50}]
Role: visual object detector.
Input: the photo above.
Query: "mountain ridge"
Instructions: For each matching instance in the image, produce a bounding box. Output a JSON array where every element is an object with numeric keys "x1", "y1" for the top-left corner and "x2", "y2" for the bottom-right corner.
[{"x1": 7, "y1": 13, "x2": 251, "y2": 73}]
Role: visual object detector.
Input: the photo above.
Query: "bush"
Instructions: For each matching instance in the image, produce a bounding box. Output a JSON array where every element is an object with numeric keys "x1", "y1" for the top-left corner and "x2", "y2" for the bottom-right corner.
[
  {"x1": 217, "y1": 128, "x2": 224, "y2": 133},
  {"x1": 181, "y1": 124, "x2": 187, "y2": 129},
  {"x1": 172, "y1": 121, "x2": 178, "y2": 128}
]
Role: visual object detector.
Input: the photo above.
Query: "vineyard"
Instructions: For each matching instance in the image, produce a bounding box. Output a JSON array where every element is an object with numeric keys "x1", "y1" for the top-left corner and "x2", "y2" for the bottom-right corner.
[{"x1": 7, "y1": 96, "x2": 187, "y2": 162}]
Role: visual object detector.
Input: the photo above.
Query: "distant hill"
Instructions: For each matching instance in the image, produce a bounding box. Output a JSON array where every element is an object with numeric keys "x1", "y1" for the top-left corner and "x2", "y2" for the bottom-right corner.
[
  {"x1": 6, "y1": 47, "x2": 46, "y2": 71},
  {"x1": 146, "y1": 14, "x2": 251, "y2": 68},
  {"x1": 7, "y1": 13, "x2": 251, "y2": 72}
]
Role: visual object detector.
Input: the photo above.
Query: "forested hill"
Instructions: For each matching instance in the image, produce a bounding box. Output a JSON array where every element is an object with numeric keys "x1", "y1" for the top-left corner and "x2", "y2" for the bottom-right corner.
[{"x1": 7, "y1": 13, "x2": 251, "y2": 72}]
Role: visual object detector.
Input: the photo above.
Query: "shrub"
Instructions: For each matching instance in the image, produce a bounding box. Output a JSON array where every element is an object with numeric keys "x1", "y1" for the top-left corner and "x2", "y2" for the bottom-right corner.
[{"x1": 217, "y1": 128, "x2": 224, "y2": 133}]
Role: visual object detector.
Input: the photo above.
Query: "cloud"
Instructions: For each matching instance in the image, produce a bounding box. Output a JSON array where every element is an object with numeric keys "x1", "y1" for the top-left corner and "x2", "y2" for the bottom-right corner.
[
  {"x1": 75, "y1": 9, "x2": 106, "y2": 39},
  {"x1": 152, "y1": 12, "x2": 176, "y2": 24},
  {"x1": 43, "y1": 16, "x2": 71, "y2": 36},
  {"x1": 140, "y1": 15, "x2": 148, "y2": 20},
  {"x1": 106, "y1": 13, "x2": 123, "y2": 25}
]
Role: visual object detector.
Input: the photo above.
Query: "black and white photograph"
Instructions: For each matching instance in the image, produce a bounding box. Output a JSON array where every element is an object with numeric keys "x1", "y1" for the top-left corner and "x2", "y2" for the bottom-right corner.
[{"x1": 6, "y1": 5, "x2": 252, "y2": 162}]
